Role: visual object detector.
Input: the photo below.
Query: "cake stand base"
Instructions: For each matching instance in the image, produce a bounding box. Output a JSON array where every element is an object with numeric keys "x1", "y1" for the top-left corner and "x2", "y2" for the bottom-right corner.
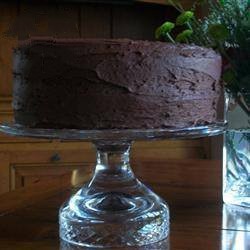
[{"x1": 59, "y1": 141, "x2": 169, "y2": 248}]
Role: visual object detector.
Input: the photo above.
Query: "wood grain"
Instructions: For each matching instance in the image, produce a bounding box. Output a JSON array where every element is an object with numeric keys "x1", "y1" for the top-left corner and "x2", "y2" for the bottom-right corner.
[
  {"x1": 0, "y1": 140, "x2": 96, "y2": 194},
  {"x1": 0, "y1": 152, "x2": 10, "y2": 194},
  {"x1": 0, "y1": 179, "x2": 71, "y2": 215},
  {"x1": 0, "y1": 97, "x2": 13, "y2": 124},
  {"x1": 17, "y1": 3, "x2": 80, "y2": 39},
  {"x1": 0, "y1": 159, "x2": 221, "y2": 214},
  {"x1": 81, "y1": 4, "x2": 112, "y2": 38},
  {"x1": 112, "y1": 3, "x2": 168, "y2": 39},
  {"x1": 134, "y1": 159, "x2": 222, "y2": 206},
  {"x1": 0, "y1": 136, "x2": 213, "y2": 194},
  {"x1": 0, "y1": 2, "x2": 18, "y2": 96},
  {"x1": 0, "y1": 159, "x2": 249, "y2": 250},
  {"x1": 11, "y1": 163, "x2": 92, "y2": 190}
]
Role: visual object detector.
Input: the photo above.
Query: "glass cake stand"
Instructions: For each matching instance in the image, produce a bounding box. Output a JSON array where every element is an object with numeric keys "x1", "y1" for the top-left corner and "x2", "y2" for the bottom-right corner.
[{"x1": 0, "y1": 122, "x2": 225, "y2": 248}]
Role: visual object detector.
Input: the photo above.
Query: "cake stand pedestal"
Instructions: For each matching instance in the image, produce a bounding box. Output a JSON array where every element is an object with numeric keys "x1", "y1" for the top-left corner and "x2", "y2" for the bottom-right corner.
[{"x1": 0, "y1": 123, "x2": 225, "y2": 248}]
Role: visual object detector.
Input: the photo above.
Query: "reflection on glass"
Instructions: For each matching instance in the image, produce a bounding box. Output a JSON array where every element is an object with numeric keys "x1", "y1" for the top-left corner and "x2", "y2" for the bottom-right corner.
[
  {"x1": 222, "y1": 204, "x2": 250, "y2": 250},
  {"x1": 60, "y1": 237, "x2": 170, "y2": 250}
]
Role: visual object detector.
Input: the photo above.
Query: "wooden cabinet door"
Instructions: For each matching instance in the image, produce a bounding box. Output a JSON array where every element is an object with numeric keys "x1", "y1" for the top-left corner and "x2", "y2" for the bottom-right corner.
[
  {"x1": 0, "y1": 141, "x2": 95, "y2": 194},
  {"x1": 11, "y1": 163, "x2": 92, "y2": 190}
]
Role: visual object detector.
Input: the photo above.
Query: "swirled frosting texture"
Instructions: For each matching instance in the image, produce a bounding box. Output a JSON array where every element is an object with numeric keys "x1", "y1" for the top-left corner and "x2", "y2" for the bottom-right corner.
[{"x1": 13, "y1": 38, "x2": 222, "y2": 129}]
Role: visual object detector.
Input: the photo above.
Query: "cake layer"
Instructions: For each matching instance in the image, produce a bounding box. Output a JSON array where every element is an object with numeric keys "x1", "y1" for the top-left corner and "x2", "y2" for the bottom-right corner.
[{"x1": 13, "y1": 38, "x2": 222, "y2": 129}]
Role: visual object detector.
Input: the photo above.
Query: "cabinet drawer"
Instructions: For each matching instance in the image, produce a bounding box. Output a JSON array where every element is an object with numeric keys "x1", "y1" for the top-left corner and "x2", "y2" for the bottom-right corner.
[
  {"x1": 0, "y1": 144, "x2": 95, "y2": 194},
  {"x1": 11, "y1": 163, "x2": 93, "y2": 190}
]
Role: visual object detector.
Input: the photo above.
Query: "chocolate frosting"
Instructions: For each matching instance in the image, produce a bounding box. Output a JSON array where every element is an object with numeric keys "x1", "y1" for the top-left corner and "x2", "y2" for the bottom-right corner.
[{"x1": 13, "y1": 38, "x2": 222, "y2": 129}]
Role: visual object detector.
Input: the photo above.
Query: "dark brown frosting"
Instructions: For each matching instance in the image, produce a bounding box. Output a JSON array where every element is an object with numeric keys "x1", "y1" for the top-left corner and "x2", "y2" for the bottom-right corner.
[{"x1": 13, "y1": 38, "x2": 222, "y2": 129}]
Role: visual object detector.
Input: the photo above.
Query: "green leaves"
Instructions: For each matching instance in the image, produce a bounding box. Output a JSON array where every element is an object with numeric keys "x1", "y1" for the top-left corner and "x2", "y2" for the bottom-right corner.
[
  {"x1": 155, "y1": 11, "x2": 195, "y2": 43},
  {"x1": 155, "y1": 21, "x2": 175, "y2": 38},
  {"x1": 208, "y1": 24, "x2": 229, "y2": 41},
  {"x1": 242, "y1": 9, "x2": 250, "y2": 28},
  {"x1": 223, "y1": 69, "x2": 236, "y2": 85},
  {"x1": 154, "y1": 0, "x2": 250, "y2": 112},
  {"x1": 155, "y1": 22, "x2": 175, "y2": 41},
  {"x1": 176, "y1": 11, "x2": 194, "y2": 26},
  {"x1": 160, "y1": 21, "x2": 175, "y2": 33},
  {"x1": 176, "y1": 29, "x2": 193, "y2": 42}
]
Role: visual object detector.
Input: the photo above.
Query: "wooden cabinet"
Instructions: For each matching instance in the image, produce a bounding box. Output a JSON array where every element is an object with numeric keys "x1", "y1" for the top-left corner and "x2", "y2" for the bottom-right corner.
[
  {"x1": 11, "y1": 163, "x2": 92, "y2": 190},
  {"x1": 0, "y1": 137, "x2": 210, "y2": 194},
  {"x1": 0, "y1": 141, "x2": 95, "y2": 194}
]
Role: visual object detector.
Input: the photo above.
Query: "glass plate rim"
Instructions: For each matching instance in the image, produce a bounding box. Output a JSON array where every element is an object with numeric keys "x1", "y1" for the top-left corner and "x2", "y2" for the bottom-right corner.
[{"x1": 0, "y1": 122, "x2": 226, "y2": 141}]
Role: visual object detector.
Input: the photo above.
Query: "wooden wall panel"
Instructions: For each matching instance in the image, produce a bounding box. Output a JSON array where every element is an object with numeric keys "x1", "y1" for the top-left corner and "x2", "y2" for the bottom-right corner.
[
  {"x1": 132, "y1": 139, "x2": 208, "y2": 160},
  {"x1": 0, "y1": 142, "x2": 95, "y2": 195},
  {"x1": 0, "y1": 96, "x2": 13, "y2": 124},
  {"x1": 11, "y1": 163, "x2": 92, "y2": 190},
  {"x1": 81, "y1": 4, "x2": 112, "y2": 38},
  {"x1": 112, "y1": 4, "x2": 169, "y2": 39},
  {"x1": 0, "y1": 2, "x2": 18, "y2": 96},
  {"x1": 0, "y1": 152, "x2": 10, "y2": 194},
  {"x1": 17, "y1": 3, "x2": 80, "y2": 39}
]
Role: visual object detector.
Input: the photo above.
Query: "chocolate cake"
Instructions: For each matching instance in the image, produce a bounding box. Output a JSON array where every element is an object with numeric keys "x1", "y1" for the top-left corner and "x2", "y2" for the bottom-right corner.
[{"x1": 13, "y1": 38, "x2": 222, "y2": 129}]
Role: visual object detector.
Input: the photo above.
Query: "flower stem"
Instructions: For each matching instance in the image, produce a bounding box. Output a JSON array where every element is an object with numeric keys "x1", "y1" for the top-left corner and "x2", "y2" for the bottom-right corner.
[
  {"x1": 166, "y1": 33, "x2": 176, "y2": 43},
  {"x1": 235, "y1": 96, "x2": 250, "y2": 116}
]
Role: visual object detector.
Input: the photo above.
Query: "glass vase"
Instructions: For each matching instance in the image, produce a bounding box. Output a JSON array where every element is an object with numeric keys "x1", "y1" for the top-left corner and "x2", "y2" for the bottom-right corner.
[
  {"x1": 223, "y1": 93, "x2": 250, "y2": 207},
  {"x1": 222, "y1": 204, "x2": 250, "y2": 250}
]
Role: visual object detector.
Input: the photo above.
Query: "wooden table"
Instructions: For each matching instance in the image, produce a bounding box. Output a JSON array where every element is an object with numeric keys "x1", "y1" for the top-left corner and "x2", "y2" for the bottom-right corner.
[{"x1": 0, "y1": 159, "x2": 249, "y2": 250}]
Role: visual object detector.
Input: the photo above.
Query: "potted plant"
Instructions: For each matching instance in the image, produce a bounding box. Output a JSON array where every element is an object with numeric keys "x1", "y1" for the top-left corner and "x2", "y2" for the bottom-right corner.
[{"x1": 156, "y1": 0, "x2": 250, "y2": 206}]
